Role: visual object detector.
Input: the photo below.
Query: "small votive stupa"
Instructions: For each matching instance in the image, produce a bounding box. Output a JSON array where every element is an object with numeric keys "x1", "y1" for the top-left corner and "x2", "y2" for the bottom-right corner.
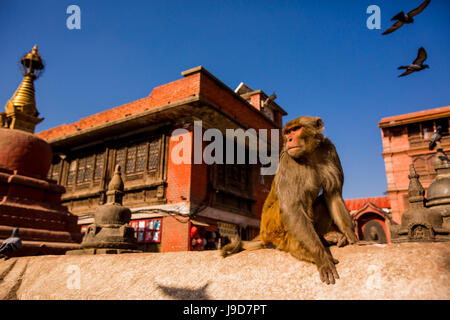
[{"x1": 67, "y1": 165, "x2": 140, "y2": 254}]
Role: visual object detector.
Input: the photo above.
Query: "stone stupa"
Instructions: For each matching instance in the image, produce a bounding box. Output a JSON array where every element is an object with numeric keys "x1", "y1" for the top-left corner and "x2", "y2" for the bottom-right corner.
[
  {"x1": 391, "y1": 139, "x2": 450, "y2": 242},
  {"x1": 67, "y1": 165, "x2": 140, "y2": 255},
  {"x1": 0, "y1": 45, "x2": 82, "y2": 256}
]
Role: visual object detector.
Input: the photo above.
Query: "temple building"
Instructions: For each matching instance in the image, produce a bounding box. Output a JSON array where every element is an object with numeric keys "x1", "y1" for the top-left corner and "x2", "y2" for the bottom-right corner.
[
  {"x1": 345, "y1": 196, "x2": 391, "y2": 243},
  {"x1": 37, "y1": 66, "x2": 286, "y2": 252},
  {"x1": 378, "y1": 106, "x2": 450, "y2": 224}
]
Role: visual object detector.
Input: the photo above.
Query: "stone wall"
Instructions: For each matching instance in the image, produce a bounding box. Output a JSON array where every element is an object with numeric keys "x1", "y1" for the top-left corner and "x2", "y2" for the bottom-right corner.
[{"x1": 0, "y1": 242, "x2": 449, "y2": 300}]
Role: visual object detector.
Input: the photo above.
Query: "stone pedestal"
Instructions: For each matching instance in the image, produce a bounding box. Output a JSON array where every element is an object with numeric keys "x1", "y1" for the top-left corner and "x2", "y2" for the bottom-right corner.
[{"x1": 0, "y1": 128, "x2": 82, "y2": 256}]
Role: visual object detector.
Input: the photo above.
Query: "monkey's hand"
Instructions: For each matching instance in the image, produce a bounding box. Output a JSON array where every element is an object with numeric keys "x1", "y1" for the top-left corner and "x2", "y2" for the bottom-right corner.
[
  {"x1": 317, "y1": 256, "x2": 340, "y2": 285},
  {"x1": 323, "y1": 231, "x2": 348, "y2": 247}
]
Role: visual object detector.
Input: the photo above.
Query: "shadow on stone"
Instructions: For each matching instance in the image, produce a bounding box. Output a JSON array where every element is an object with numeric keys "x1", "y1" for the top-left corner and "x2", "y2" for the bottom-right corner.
[{"x1": 156, "y1": 282, "x2": 210, "y2": 300}]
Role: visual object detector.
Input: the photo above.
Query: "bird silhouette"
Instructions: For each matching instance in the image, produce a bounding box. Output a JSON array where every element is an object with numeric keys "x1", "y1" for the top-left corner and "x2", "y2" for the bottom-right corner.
[
  {"x1": 382, "y1": 0, "x2": 431, "y2": 35},
  {"x1": 398, "y1": 47, "x2": 429, "y2": 77},
  {"x1": 0, "y1": 228, "x2": 22, "y2": 259}
]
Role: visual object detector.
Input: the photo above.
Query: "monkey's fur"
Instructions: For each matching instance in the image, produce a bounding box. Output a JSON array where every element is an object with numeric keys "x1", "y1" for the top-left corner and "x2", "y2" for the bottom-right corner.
[{"x1": 221, "y1": 116, "x2": 358, "y2": 285}]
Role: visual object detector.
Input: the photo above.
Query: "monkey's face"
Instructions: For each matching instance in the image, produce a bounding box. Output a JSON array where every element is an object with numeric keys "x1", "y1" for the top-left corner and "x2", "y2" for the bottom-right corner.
[
  {"x1": 283, "y1": 116, "x2": 324, "y2": 159},
  {"x1": 284, "y1": 124, "x2": 306, "y2": 159}
]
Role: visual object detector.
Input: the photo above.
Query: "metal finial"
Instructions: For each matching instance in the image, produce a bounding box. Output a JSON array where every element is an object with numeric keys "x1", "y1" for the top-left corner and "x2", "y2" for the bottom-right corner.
[{"x1": 3, "y1": 45, "x2": 45, "y2": 133}]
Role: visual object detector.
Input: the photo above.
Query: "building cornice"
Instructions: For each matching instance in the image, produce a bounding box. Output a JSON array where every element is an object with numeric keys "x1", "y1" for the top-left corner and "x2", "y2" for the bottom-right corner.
[{"x1": 378, "y1": 106, "x2": 450, "y2": 128}]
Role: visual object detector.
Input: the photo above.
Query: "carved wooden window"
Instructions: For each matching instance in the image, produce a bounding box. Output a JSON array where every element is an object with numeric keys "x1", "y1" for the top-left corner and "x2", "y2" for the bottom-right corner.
[
  {"x1": 422, "y1": 121, "x2": 434, "y2": 140},
  {"x1": 47, "y1": 159, "x2": 61, "y2": 182},
  {"x1": 407, "y1": 118, "x2": 449, "y2": 147},
  {"x1": 76, "y1": 155, "x2": 94, "y2": 185},
  {"x1": 113, "y1": 136, "x2": 162, "y2": 178},
  {"x1": 115, "y1": 148, "x2": 126, "y2": 172},
  {"x1": 67, "y1": 160, "x2": 77, "y2": 186},
  {"x1": 148, "y1": 140, "x2": 160, "y2": 172},
  {"x1": 435, "y1": 118, "x2": 449, "y2": 135},
  {"x1": 125, "y1": 146, "x2": 137, "y2": 173},
  {"x1": 125, "y1": 142, "x2": 147, "y2": 174},
  {"x1": 93, "y1": 153, "x2": 104, "y2": 181},
  {"x1": 407, "y1": 123, "x2": 421, "y2": 146},
  {"x1": 216, "y1": 164, "x2": 251, "y2": 193},
  {"x1": 136, "y1": 143, "x2": 147, "y2": 172},
  {"x1": 212, "y1": 141, "x2": 253, "y2": 215}
]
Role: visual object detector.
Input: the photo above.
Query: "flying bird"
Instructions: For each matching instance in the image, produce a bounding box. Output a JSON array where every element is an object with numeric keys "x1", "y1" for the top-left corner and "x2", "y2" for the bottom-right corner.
[
  {"x1": 382, "y1": 0, "x2": 431, "y2": 35},
  {"x1": 398, "y1": 47, "x2": 429, "y2": 77},
  {"x1": 0, "y1": 228, "x2": 22, "y2": 259}
]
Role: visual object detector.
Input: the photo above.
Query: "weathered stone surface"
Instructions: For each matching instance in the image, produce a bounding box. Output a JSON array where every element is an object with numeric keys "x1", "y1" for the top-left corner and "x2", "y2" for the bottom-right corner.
[
  {"x1": 0, "y1": 242, "x2": 449, "y2": 300},
  {"x1": 0, "y1": 128, "x2": 51, "y2": 179}
]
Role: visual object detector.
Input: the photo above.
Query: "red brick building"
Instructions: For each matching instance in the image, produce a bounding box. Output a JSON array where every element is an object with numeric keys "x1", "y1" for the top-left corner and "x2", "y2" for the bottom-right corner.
[
  {"x1": 37, "y1": 66, "x2": 286, "y2": 252},
  {"x1": 379, "y1": 106, "x2": 450, "y2": 224}
]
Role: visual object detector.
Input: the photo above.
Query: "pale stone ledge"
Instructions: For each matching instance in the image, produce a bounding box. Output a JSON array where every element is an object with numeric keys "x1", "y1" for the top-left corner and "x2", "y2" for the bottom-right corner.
[{"x1": 0, "y1": 242, "x2": 449, "y2": 300}]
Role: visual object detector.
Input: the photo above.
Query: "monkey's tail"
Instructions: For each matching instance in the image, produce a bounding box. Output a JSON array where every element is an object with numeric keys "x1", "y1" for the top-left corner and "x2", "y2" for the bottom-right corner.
[{"x1": 221, "y1": 235, "x2": 263, "y2": 258}]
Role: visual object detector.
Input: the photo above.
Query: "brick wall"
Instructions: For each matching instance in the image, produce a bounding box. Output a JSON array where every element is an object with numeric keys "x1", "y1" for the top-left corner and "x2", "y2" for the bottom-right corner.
[
  {"x1": 166, "y1": 127, "x2": 193, "y2": 205},
  {"x1": 160, "y1": 215, "x2": 189, "y2": 252}
]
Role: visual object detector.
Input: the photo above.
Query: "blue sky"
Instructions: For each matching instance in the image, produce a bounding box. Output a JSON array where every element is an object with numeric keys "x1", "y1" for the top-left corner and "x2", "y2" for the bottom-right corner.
[{"x1": 1, "y1": 0, "x2": 449, "y2": 199}]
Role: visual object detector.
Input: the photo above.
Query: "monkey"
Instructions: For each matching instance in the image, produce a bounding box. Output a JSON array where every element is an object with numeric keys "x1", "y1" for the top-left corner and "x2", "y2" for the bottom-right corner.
[{"x1": 221, "y1": 116, "x2": 358, "y2": 285}]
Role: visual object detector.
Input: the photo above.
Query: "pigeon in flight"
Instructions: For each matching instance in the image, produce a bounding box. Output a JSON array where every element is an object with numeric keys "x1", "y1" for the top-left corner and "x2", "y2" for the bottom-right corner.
[
  {"x1": 398, "y1": 47, "x2": 429, "y2": 77},
  {"x1": 0, "y1": 228, "x2": 22, "y2": 259},
  {"x1": 382, "y1": 0, "x2": 431, "y2": 35}
]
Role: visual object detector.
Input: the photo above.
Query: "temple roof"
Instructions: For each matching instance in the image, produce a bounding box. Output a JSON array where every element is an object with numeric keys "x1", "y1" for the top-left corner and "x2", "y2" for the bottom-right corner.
[
  {"x1": 344, "y1": 196, "x2": 391, "y2": 211},
  {"x1": 378, "y1": 105, "x2": 450, "y2": 128}
]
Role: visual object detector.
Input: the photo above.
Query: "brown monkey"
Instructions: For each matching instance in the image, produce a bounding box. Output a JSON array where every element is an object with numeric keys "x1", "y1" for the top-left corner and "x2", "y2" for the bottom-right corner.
[{"x1": 222, "y1": 116, "x2": 358, "y2": 285}]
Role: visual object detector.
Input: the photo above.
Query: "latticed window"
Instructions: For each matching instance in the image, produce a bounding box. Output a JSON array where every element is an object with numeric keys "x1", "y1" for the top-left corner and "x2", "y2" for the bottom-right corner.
[
  {"x1": 47, "y1": 160, "x2": 61, "y2": 182},
  {"x1": 94, "y1": 153, "x2": 104, "y2": 181},
  {"x1": 76, "y1": 156, "x2": 94, "y2": 184},
  {"x1": 212, "y1": 141, "x2": 253, "y2": 215},
  {"x1": 148, "y1": 140, "x2": 160, "y2": 172},
  {"x1": 115, "y1": 148, "x2": 126, "y2": 172},
  {"x1": 136, "y1": 143, "x2": 147, "y2": 172},
  {"x1": 125, "y1": 142, "x2": 147, "y2": 174},
  {"x1": 76, "y1": 158, "x2": 85, "y2": 183},
  {"x1": 126, "y1": 146, "x2": 137, "y2": 173},
  {"x1": 114, "y1": 139, "x2": 161, "y2": 176},
  {"x1": 67, "y1": 160, "x2": 77, "y2": 186}
]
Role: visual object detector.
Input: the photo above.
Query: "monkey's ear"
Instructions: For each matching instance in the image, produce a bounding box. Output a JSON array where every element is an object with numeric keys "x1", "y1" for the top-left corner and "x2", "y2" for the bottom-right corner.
[{"x1": 315, "y1": 117, "x2": 324, "y2": 132}]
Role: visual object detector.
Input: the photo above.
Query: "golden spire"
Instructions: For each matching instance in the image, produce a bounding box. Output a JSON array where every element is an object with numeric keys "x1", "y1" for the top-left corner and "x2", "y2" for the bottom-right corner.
[{"x1": 2, "y1": 45, "x2": 45, "y2": 133}]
